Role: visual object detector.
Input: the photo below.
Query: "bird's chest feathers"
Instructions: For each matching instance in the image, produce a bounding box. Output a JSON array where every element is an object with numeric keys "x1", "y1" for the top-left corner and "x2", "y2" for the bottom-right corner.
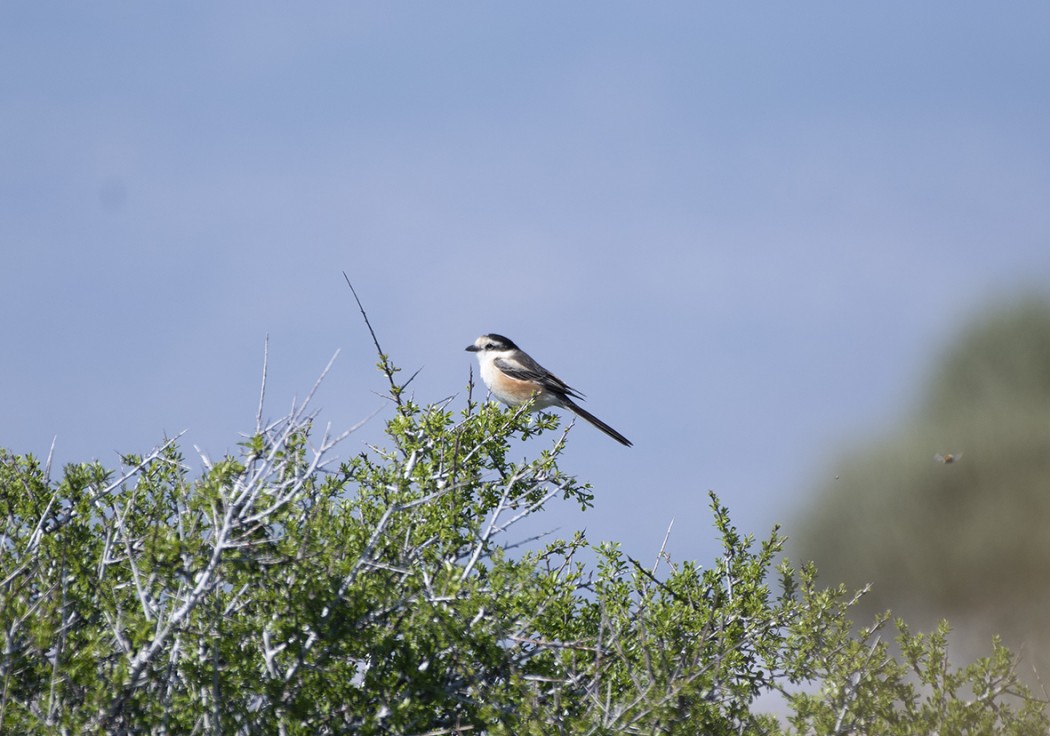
[{"x1": 479, "y1": 358, "x2": 502, "y2": 392}]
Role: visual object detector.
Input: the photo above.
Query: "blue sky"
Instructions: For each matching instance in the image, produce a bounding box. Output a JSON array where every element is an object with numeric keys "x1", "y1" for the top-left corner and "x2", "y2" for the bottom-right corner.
[{"x1": 3, "y1": 3, "x2": 1050, "y2": 566}]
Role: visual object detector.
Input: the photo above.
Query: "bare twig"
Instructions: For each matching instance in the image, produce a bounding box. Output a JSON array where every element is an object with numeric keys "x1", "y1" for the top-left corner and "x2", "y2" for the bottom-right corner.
[
  {"x1": 343, "y1": 272, "x2": 410, "y2": 409},
  {"x1": 44, "y1": 436, "x2": 56, "y2": 485},
  {"x1": 96, "y1": 434, "x2": 186, "y2": 499},
  {"x1": 409, "y1": 726, "x2": 475, "y2": 736},
  {"x1": 256, "y1": 335, "x2": 269, "y2": 434},
  {"x1": 652, "y1": 519, "x2": 674, "y2": 575}
]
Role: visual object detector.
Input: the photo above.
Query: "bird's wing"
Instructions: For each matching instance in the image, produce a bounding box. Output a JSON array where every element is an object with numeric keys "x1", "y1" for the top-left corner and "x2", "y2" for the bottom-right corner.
[{"x1": 493, "y1": 355, "x2": 585, "y2": 400}]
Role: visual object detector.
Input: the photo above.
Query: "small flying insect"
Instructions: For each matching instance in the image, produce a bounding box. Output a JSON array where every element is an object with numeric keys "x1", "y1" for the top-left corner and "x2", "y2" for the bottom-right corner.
[{"x1": 934, "y1": 452, "x2": 962, "y2": 464}]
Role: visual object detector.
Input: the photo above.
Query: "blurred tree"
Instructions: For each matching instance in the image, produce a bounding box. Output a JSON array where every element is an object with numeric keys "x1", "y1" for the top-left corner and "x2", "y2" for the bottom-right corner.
[{"x1": 795, "y1": 294, "x2": 1050, "y2": 679}]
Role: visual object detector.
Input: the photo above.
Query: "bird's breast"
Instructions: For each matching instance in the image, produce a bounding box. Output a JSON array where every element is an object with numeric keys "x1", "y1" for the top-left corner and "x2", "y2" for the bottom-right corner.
[{"x1": 481, "y1": 360, "x2": 553, "y2": 408}]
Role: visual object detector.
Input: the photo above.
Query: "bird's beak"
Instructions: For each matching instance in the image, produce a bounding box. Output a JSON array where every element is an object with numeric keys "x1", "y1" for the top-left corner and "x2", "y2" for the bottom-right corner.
[{"x1": 465, "y1": 345, "x2": 479, "y2": 352}]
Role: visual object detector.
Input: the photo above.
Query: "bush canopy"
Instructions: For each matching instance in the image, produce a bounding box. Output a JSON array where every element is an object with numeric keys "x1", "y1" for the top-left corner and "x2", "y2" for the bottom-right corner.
[{"x1": 1, "y1": 350, "x2": 1046, "y2": 734}]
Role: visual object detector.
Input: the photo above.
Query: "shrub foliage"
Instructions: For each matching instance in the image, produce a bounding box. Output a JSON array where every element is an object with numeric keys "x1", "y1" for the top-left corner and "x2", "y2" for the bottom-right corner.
[{"x1": 1, "y1": 356, "x2": 1046, "y2": 734}]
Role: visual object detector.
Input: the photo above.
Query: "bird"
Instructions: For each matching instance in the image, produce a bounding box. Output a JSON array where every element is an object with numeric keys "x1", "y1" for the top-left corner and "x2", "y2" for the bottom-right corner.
[{"x1": 466, "y1": 333, "x2": 632, "y2": 447}]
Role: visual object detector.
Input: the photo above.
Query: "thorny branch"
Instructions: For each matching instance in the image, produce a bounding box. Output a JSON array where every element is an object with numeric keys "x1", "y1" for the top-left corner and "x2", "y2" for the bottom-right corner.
[
  {"x1": 343, "y1": 272, "x2": 421, "y2": 411},
  {"x1": 89, "y1": 349, "x2": 355, "y2": 731}
]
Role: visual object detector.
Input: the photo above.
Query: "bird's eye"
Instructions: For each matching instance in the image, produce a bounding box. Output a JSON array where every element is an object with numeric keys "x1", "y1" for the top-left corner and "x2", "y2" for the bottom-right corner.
[{"x1": 486, "y1": 342, "x2": 497, "y2": 350}]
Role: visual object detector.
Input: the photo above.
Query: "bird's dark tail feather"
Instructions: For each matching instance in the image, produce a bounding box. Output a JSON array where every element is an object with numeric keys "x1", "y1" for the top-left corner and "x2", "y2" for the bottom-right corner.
[{"x1": 565, "y1": 400, "x2": 632, "y2": 447}]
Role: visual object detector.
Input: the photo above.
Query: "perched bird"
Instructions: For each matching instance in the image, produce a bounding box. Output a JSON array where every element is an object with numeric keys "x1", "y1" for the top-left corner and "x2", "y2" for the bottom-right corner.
[{"x1": 466, "y1": 333, "x2": 632, "y2": 447}]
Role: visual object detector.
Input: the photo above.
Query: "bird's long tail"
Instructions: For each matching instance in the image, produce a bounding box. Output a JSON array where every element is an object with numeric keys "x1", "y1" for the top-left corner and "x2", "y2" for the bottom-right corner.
[{"x1": 564, "y1": 399, "x2": 632, "y2": 447}]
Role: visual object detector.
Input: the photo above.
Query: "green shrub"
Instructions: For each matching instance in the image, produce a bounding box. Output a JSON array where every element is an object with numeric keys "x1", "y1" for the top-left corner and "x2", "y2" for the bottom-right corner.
[{"x1": 1, "y1": 354, "x2": 1045, "y2": 734}]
